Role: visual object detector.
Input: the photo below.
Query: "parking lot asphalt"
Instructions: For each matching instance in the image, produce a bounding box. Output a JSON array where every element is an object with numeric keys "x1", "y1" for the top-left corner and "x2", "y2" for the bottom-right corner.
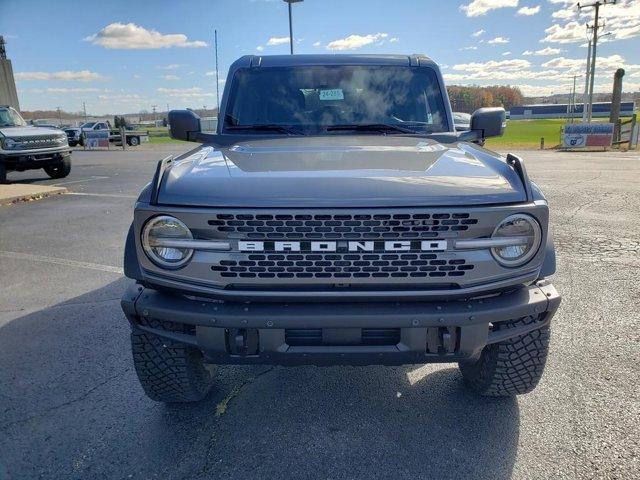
[{"x1": 0, "y1": 146, "x2": 638, "y2": 480}]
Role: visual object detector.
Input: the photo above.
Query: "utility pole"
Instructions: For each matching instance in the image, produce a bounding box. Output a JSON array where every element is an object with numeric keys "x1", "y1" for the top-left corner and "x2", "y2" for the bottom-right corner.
[
  {"x1": 578, "y1": 0, "x2": 616, "y2": 122},
  {"x1": 214, "y1": 29, "x2": 220, "y2": 114},
  {"x1": 152, "y1": 105, "x2": 157, "y2": 125},
  {"x1": 56, "y1": 106, "x2": 62, "y2": 126},
  {"x1": 582, "y1": 35, "x2": 592, "y2": 122},
  {"x1": 283, "y1": 0, "x2": 303, "y2": 55},
  {"x1": 82, "y1": 101, "x2": 87, "y2": 122},
  {"x1": 570, "y1": 75, "x2": 579, "y2": 123}
]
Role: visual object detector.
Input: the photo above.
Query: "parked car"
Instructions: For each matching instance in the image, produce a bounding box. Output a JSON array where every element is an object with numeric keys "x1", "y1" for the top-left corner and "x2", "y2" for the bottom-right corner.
[
  {"x1": 121, "y1": 54, "x2": 560, "y2": 403},
  {"x1": 65, "y1": 127, "x2": 82, "y2": 146},
  {"x1": 0, "y1": 105, "x2": 71, "y2": 183}
]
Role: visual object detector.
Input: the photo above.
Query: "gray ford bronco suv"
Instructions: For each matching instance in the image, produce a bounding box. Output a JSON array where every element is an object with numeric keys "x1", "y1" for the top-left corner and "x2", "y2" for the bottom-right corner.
[
  {"x1": 0, "y1": 106, "x2": 71, "y2": 184},
  {"x1": 121, "y1": 55, "x2": 560, "y2": 403}
]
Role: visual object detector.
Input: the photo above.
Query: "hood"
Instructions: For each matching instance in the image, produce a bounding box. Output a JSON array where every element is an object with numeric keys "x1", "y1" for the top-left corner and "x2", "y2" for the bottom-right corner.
[
  {"x1": 158, "y1": 135, "x2": 526, "y2": 208},
  {"x1": 0, "y1": 126, "x2": 63, "y2": 138}
]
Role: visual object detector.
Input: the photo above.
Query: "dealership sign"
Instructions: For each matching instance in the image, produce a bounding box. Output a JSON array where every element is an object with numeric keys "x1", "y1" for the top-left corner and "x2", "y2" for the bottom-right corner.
[
  {"x1": 84, "y1": 131, "x2": 110, "y2": 149},
  {"x1": 563, "y1": 123, "x2": 614, "y2": 148}
]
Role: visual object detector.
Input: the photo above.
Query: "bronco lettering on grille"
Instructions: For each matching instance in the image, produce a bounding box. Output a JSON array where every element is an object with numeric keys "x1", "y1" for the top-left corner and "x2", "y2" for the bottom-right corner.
[{"x1": 238, "y1": 240, "x2": 447, "y2": 252}]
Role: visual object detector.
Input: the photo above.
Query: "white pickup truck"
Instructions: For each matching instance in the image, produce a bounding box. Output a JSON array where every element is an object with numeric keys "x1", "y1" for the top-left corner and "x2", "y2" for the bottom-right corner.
[
  {"x1": 0, "y1": 106, "x2": 71, "y2": 184},
  {"x1": 66, "y1": 121, "x2": 149, "y2": 147}
]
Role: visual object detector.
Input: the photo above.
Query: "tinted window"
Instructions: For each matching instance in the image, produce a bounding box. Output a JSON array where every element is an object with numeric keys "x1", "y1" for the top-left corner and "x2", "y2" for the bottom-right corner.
[{"x1": 224, "y1": 66, "x2": 449, "y2": 133}]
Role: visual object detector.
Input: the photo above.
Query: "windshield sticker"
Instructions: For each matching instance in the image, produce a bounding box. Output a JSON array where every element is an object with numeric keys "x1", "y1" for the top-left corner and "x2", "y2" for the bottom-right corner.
[{"x1": 319, "y1": 89, "x2": 344, "y2": 101}]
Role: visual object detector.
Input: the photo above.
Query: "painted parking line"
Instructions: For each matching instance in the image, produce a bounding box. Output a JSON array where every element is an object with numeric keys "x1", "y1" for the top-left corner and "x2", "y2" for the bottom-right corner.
[
  {"x1": 66, "y1": 192, "x2": 138, "y2": 199},
  {"x1": 52, "y1": 176, "x2": 109, "y2": 186},
  {"x1": 0, "y1": 251, "x2": 124, "y2": 275}
]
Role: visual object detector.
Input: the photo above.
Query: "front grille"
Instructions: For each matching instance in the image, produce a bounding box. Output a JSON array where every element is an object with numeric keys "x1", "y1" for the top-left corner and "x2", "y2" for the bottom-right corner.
[
  {"x1": 208, "y1": 212, "x2": 478, "y2": 240},
  {"x1": 11, "y1": 135, "x2": 62, "y2": 150},
  {"x1": 211, "y1": 252, "x2": 474, "y2": 279}
]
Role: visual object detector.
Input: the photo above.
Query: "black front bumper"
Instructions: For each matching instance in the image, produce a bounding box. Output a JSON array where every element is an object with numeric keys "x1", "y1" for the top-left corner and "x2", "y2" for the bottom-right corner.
[
  {"x1": 121, "y1": 282, "x2": 560, "y2": 366},
  {"x1": 1, "y1": 150, "x2": 71, "y2": 170}
]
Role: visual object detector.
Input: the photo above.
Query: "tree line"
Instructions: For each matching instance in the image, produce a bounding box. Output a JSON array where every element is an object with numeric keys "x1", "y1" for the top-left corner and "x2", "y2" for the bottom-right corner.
[{"x1": 447, "y1": 85, "x2": 524, "y2": 113}]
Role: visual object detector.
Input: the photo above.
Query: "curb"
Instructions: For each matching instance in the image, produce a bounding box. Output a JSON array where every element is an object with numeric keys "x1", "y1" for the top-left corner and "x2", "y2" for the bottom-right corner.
[{"x1": 0, "y1": 185, "x2": 68, "y2": 205}]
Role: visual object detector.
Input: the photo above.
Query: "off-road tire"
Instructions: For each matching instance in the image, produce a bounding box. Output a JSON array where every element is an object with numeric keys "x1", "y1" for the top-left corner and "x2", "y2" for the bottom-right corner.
[
  {"x1": 0, "y1": 162, "x2": 7, "y2": 184},
  {"x1": 458, "y1": 316, "x2": 550, "y2": 397},
  {"x1": 131, "y1": 318, "x2": 214, "y2": 403},
  {"x1": 128, "y1": 136, "x2": 139, "y2": 146},
  {"x1": 43, "y1": 156, "x2": 71, "y2": 179}
]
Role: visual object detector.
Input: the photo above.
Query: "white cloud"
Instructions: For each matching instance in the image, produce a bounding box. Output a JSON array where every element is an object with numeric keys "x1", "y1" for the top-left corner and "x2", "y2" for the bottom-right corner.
[
  {"x1": 472, "y1": 29, "x2": 485, "y2": 37},
  {"x1": 256, "y1": 45, "x2": 265, "y2": 51},
  {"x1": 453, "y1": 58, "x2": 532, "y2": 72},
  {"x1": 502, "y1": 51, "x2": 512, "y2": 56},
  {"x1": 266, "y1": 36, "x2": 290, "y2": 46},
  {"x1": 523, "y1": 47, "x2": 563, "y2": 56},
  {"x1": 460, "y1": 0, "x2": 519, "y2": 17},
  {"x1": 541, "y1": 21, "x2": 587, "y2": 44},
  {"x1": 459, "y1": 46, "x2": 478, "y2": 51},
  {"x1": 312, "y1": 41, "x2": 322, "y2": 47},
  {"x1": 162, "y1": 64, "x2": 182, "y2": 70},
  {"x1": 45, "y1": 87, "x2": 103, "y2": 93},
  {"x1": 488, "y1": 36, "x2": 510, "y2": 44},
  {"x1": 545, "y1": 0, "x2": 640, "y2": 43},
  {"x1": 15, "y1": 70, "x2": 106, "y2": 81},
  {"x1": 389, "y1": 37, "x2": 400, "y2": 43},
  {"x1": 84, "y1": 23, "x2": 207, "y2": 49},
  {"x1": 157, "y1": 87, "x2": 215, "y2": 98},
  {"x1": 517, "y1": 5, "x2": 540, "y2": 16},
  {"x1": 326, "y1": 33, "x2": 388, "y2": 50},
  {"x1": 205, "y1": 71, "x2": 216, "y2": 76},
  {"x1": 162, "y1": 74, "x2": 180, "y2": 81}
]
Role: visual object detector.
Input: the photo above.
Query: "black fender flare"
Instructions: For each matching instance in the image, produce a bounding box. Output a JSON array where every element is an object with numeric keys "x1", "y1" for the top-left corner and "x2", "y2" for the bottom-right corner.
[{"x1": 124, "y1": 223, "x2": 143, "y2": 280}]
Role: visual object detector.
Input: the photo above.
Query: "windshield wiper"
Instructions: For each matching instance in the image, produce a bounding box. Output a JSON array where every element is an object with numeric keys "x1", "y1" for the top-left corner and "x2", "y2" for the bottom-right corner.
[
  {"x1": 326, "y1": 123, "x2": 418, "y2": 134},
  {"x1": 225, "y1": 124, "x2": 303, "y2": 135}
]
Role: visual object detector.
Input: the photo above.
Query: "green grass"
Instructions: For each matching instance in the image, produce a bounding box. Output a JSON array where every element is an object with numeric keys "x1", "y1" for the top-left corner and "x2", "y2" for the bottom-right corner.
[
  {"x1": 485, "y1": 119, "x2": 566, "y2": 149},
  {"x1": 145, "y1": 126, "x2": 189, "y2": 145},
  {"x1": 485, "y1": 117, "x2": 631, "y2": 149}
]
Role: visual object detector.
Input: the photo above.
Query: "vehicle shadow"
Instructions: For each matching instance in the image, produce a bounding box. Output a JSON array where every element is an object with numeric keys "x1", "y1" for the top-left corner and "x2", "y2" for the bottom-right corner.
[{"x1": 0, "y1": 279, "x2": 519, "y2": 480}]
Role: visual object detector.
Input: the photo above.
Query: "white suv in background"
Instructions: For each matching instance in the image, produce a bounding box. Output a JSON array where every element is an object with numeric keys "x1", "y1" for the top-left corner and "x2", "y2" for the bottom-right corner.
[{"x1": 0, "y1": 106, "x2": 71, "y2": 184}]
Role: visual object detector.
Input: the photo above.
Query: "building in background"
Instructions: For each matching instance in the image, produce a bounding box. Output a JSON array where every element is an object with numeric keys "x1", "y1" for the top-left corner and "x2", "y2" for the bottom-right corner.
[
  {"x1": 0, "y1": 36, "x2": 20, "y2": 110},
  {"x1": 510, "y1": 102, "x2": 635, "y2": 120}
]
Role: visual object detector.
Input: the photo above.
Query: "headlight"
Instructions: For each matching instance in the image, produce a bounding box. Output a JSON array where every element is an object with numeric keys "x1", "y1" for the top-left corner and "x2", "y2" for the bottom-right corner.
[
  {"x1": 2, "y1": 138, "x2": 17, "y2": 150},
  {"x1": 491, "y1": 214, "x2": 542, "y2": 267},
  {"x1": 56, "y1": 134, "x2": 68, "y2": 145},
  {"x1": 141, "y1": 215, "x2": 194, "y2": 269}
]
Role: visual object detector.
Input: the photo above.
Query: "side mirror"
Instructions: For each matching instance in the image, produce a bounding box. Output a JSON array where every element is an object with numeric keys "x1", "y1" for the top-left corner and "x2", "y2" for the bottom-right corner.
[
  {"x1": 168, "y1": 109, "x2": 201, "y2": 142},
  {"x1": 471, "y1": 107, "x2": 506, "y2": 139}
]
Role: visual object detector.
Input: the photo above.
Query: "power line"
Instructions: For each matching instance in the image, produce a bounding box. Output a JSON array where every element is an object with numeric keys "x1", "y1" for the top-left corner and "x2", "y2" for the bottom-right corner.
[{"x1": 578, "y1": 0, "x2": 617, "y2": 122}]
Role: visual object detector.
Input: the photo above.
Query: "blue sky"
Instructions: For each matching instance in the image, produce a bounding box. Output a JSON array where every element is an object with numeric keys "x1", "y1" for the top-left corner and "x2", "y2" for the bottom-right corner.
[{"x1": 2, "y1": 0, "x2": 639, "y2": 114}]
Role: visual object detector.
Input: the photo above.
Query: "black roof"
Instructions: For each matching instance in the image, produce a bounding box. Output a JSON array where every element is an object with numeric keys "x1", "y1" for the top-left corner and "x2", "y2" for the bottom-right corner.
[{"x1": 231, "y1": 54, "x2": 438, "y2": 69}]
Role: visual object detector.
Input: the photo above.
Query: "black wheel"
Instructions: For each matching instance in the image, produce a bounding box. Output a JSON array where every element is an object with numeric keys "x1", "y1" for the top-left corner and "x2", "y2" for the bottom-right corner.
[
  {"x1": 131, "y1": 318, "x2": 214, "y2": 403},
  {"x1": 43, "y1": 156, "x2": 71, "y2": 179},
  {"x1": 458, "y1": 316, "x2": 550, "y2": 397},
  {"x1": 0, "y1": 162, "x2": 7, "y2": 184},
  {"x1": 128, "y1": 136, "x2": 139, "y2": 146}
]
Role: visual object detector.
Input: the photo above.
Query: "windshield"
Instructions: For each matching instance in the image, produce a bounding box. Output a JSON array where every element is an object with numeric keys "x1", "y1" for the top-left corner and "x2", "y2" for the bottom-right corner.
[
  {"x1": 223, "y1": 66, "x2": 449, "y2": 134},
  {"x1": 81, "y1": 122, "x2": 96, "y2": 128},
  {"x1": 0, "y1": 107, "x2": 27, "y2": 127}
]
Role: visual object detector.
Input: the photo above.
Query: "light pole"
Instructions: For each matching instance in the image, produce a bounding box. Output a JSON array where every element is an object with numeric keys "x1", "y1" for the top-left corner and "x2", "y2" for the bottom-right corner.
[{"x1": 283, "y1": 0, "x2": 303, "y2": 55}]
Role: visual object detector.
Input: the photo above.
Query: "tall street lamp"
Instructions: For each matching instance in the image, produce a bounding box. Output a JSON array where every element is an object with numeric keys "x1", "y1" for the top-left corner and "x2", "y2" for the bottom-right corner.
[{"x1": 283, "y1": 0, "x2": 303, "y2": 55}]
